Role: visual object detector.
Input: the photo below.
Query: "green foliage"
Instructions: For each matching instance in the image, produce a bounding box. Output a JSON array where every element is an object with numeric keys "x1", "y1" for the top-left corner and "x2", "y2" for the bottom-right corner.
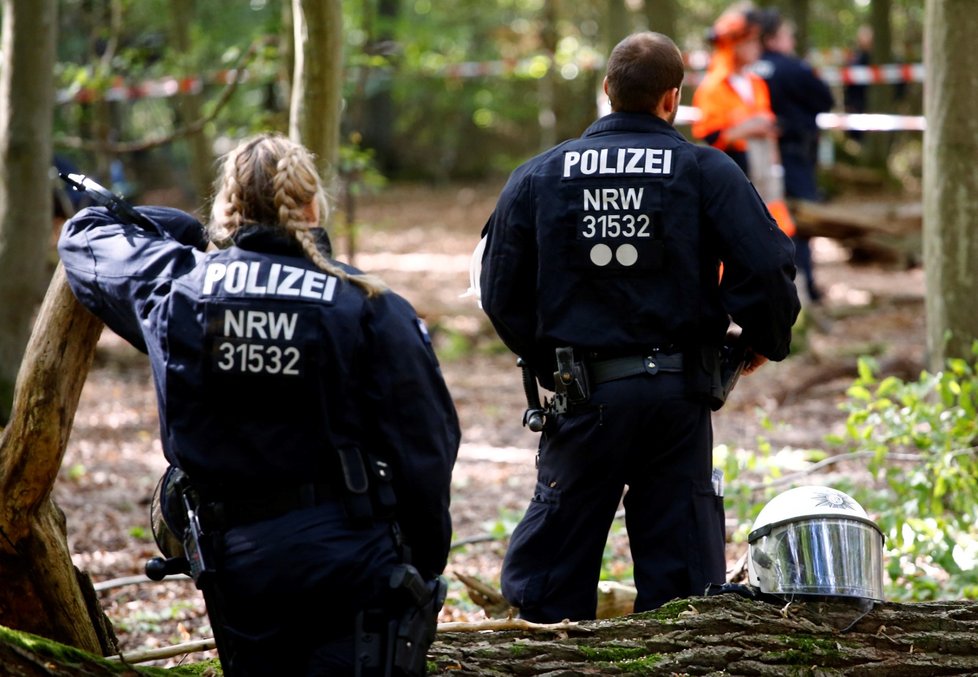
[
  {"x1": 434, "y1": 328, "x2": 475, "y2": 363},
  {"x1": 128, "y1": 525, "x2": 150, "y2": 541},
  {"x1": 66, "y1": 463, "x2": 87, "y2": 481},
  {"x1": 484, "y1": 508, "x2": 523, "y2": 542},
  {"x1": 337, "y1": 139, "x2": 387, "y2": 195},
  {"x1": 719, "y1": 343, "x2": 978, "y2": 602},
  {"x1": 0, "y1": 622, "x2": 198, "y2": 675},
  {"x1": 830, "y1": 345, "x2": 978, "y2": 601}
]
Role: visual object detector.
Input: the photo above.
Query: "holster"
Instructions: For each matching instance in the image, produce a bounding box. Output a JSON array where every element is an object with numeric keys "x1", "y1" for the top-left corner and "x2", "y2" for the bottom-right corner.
[
  {"x1": 551, "y1": 346, "x2": 590, "y2": 415},
  {"x1": 175, "y1": 479, "x2": 218, "y2": 588},
  {"x1": 708, "y1": 339, "x2": 750, "y2": 411},
  {"x1": 355, "y1": 565, "x2": 448, "y2": 677}
]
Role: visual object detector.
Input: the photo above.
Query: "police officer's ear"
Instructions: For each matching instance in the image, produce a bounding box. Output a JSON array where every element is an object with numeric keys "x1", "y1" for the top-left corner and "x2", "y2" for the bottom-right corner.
[{"x1": 656, "y1": 86, "x2": 681, "y2": 123}]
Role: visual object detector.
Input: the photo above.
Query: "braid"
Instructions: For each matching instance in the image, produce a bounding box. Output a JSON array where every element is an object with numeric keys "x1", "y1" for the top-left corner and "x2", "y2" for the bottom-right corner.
[
  {"x1": 210, "y1": 132, "x2": 389, "y2": 298},
  {"x1": 208, "y1": 139, "x2": 259, "y2": 244},
  {"x1": 274, "y1": 145, "x2": 319, "y2": 225},
  {"x1": 293, "y1": 229, "x2": 389, "y2": 298}
]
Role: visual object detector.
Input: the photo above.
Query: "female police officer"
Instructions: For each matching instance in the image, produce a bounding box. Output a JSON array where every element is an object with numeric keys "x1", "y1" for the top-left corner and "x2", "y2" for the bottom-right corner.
[{"x1": 59, "y1": 133, "x2": 460, "y2": 675}]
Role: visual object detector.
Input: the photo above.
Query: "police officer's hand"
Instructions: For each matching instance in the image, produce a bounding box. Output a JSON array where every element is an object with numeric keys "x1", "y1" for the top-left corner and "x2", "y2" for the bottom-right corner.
[{"x1": 742, "y1": 351, "x2": 768, "y2": 375}]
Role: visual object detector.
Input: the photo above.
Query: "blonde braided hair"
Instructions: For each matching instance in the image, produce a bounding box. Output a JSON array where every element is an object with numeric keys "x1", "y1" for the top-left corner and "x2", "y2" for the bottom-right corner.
[{"x1": 208, "y1": 132, "x2": 388, "y2": 298}]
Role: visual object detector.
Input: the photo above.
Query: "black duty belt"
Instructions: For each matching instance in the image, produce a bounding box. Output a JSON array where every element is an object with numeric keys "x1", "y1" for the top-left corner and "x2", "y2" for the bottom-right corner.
[
  {"x1": 588, "y1": 352, "x2": 684, "y2": 384},
  {"x1": 200, "y1": 482, "x2": 338, "y2": 531}
]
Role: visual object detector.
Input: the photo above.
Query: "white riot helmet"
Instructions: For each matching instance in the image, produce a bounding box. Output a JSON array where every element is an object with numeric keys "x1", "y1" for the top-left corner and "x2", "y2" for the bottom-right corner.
[{"x1": 747, "y1": 485, "x2": 885, "y2": 601}]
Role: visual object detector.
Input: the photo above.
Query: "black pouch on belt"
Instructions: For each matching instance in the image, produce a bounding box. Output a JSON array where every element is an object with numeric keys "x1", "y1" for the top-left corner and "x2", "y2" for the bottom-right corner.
[{"x1": 338, "y1": 446, "x2": 373, "y2": 526}]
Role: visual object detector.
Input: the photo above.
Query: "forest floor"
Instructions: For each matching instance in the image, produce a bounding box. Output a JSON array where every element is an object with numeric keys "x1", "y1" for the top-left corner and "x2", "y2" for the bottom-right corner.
[{"x1": 54, "y1": 179, "x2": 927, "y2": 669}]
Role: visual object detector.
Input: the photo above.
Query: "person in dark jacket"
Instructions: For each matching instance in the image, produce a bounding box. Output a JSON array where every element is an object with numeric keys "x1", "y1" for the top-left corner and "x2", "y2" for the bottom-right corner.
[
  {"x1": 843, "y1": 24, "x2": 873, "y2": 142},
  {"x1": 756, "y1": 9, "x2": 835, "y2": 303},
  {"x1": 59, "y1": 133, "x2": 460, "y2": 676},
  {"x1": 479, "y1": 32, "x2": 800, "y2": 623}
]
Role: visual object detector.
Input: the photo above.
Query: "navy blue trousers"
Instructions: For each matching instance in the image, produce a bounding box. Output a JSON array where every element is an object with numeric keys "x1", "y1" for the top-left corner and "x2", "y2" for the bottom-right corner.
[
  {"x1": 501, "y1": 371, "x2": 726, "y2": 622},
  {"x1": 209, "y1": 503, "x2": 401, "y2": 676}
]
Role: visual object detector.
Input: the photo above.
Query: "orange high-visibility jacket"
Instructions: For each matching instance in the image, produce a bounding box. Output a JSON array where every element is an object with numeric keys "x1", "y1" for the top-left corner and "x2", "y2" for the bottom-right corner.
[
  {"x1": 692, "y1": 69, "x2": 773, "y2": 154},
  {"x1": 692, "y1": 52, "x2": 795, "y2": 237}
]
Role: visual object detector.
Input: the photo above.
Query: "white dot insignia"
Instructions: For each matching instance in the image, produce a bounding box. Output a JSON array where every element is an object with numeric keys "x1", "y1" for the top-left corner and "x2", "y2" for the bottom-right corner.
[
  {"x1": 616, "y1": 244, "x2": 638, "y2": 266},
  {"x1": 590, "y1": 243, "x2": 613, "y2": 266}
]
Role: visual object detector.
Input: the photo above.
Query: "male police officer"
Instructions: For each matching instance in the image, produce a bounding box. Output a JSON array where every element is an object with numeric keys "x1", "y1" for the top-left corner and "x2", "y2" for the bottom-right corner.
[{"x1": 479, "y1": 32, "x2": 800, "y2": 623}]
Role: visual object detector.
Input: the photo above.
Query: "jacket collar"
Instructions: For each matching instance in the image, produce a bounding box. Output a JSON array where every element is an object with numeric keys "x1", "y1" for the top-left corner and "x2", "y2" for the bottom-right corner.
[
  {"x1": 230, "y1": 224, "x2": 333, "y2": 258},
  {"x1": 583, "y1": 112, "x2": 686, "y2": 141}
]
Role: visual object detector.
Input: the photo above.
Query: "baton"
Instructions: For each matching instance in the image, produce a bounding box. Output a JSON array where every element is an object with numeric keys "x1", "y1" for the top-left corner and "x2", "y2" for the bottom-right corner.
[{"x1": 518, "y1": 357, "x2": 546, "y2": 432}]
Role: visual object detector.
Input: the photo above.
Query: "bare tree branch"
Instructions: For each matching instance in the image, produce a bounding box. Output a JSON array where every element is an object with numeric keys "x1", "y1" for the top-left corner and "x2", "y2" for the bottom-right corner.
[{"x1": 54, "y1": 37, "x2": 274, "y2": 155}]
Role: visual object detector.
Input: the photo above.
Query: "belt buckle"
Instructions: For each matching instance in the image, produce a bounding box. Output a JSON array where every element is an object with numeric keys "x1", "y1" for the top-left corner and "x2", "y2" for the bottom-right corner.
[{"x1": 643, "y1": 354, "x2": 660, "y2": 375}]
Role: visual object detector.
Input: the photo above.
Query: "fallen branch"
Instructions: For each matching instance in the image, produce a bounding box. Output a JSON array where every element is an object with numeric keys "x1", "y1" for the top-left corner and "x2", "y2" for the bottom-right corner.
[
  {"x1": 109, "y1": 619, "x2": 587, "y2": 665},
  {"x1": 436, "y1": 618, "x2": 587, "y2": 635},
  {"x1": 92, "y1": 573, "x2": 191, "y2": 593},
  {"x1": 454, "y1": 571, "x2": 513, "y2": 618},
  {"x1": 107, "y1": 637, "x2": 216, "y2": 664},
  {"x1": 744, "y1": 449, "x2": 924, "y2": 491}
]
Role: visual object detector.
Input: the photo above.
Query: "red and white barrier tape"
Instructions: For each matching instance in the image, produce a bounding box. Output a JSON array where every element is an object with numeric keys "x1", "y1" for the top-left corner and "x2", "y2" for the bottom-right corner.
[
  {"x1": 673, "y1": 105, "x2": 925, "y2": 131},
  {"x1": 819, "y1": 63, "x2": 925, "y2": 86},
  {"x1": 56, "y1": 70, "x2": 245, "y2": 105},
  {"x1": 57, "y1": 55, "x2": 924, "y2": 105},
  {"x1": 683, "y1": 62, "x2": 924, "y2": 88},
  {"x1": 57, "y1": 60, "x2": 924, "y2": 133}
]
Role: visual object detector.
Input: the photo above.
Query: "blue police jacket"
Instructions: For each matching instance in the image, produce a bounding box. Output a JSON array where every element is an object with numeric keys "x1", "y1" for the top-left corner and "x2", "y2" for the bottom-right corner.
[
  {"x1": 755, "y1": 50, "x2": 834, "y2": 200},
  {"x1": 59, "y1": 206, "x2": 460, "y2": 578},
  {"x1": 480, "y1": 112, "x2": 800, "y2": 389},
  {"x1": 755, "y1": 50, "x2": 834, "y2": 144}
]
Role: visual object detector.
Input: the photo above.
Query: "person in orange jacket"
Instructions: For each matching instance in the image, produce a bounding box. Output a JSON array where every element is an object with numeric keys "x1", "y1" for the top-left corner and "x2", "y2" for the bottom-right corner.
[{"x1": 692, "y1": 1, "x2": 795, "y2": 238}]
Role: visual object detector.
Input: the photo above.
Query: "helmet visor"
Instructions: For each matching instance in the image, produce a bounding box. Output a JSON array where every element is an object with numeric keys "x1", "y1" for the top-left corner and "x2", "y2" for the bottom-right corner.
[{"x1": 750, "y1": 517, "x2": 885, "y2": 601}]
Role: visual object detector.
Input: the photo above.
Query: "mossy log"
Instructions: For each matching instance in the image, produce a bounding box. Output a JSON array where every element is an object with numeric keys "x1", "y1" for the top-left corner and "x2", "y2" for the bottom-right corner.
[
  {"x1": 429, "y1": 595, "x2": 978, "y2": 676},
  {"x1": 791, "y1": 198, "x2": 922, "y2": 267},
  {"x1": 2, "y1": 595, "x2": 978, "y2": 675}
]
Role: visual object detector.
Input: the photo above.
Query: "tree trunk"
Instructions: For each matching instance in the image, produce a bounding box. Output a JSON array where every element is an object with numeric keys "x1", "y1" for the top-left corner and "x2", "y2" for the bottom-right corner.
[
  {"x1": 170, "y1": 0, "x2": 213, "y2": 208},
  {"x1": 642, "y1": 0, "x2": 677, "y2": 38},
  {"x1": 538, "y1": 0, "x2": 558, "y2": 151},
  {"x1": 863, "y1": 0, "x2": 894, "y2": 168},
  {"x1": 362, "y1": 0, "x2": 400, "y2": 175},
  {"x1": 429, "y1": 595, "x2": 978, "y2": 675},
  {"x1": 605, "y1": 0, "x2": 629, "y2": 54},
  {"x1": 923, "y1": 0, "x2": 978, "y2": 370},
  {"x1": 289, "y1": 0, "x2": 343, "y2": 191},
  {"x1": 0, "y1": 0, "x2": 58, "y2": 424},
  {"x1": 788, "y1": 0, "x2": 811, "y2": 56},
  {"x1": 0, "y1": 265, "x2": 114, "y2": 654}
]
